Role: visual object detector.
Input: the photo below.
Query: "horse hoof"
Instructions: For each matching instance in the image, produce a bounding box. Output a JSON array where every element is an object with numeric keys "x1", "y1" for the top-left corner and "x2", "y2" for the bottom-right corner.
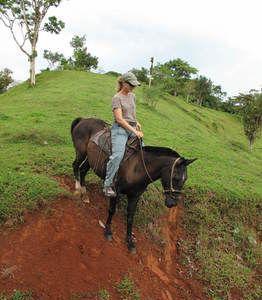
[
  {"x1": 105, "y1": 234, "x2": 113, "y2": 241},
  {"x1": 82, "y1": 195, "x2": 90, "y2": 203},
  {"x1": 104, "y1": 228, "x2": 113, "y2": 241},
  {"x1": 127, "y1": 240, "x2": 137, "y2": 254},
  {"x1": 128, "y1": 245, "x2": 137, "y2": 254}
]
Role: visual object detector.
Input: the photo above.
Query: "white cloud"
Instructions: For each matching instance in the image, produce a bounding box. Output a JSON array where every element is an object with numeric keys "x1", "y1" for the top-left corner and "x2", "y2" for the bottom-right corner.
[{"x1": 0, "y1": 0, "x2": 261, "y2": 96}]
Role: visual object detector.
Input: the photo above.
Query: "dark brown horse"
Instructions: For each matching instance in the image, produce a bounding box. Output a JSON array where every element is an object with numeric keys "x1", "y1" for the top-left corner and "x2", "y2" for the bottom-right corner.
[{"x1": 71, "y1": 117, "x2": 196, "y2": 252}]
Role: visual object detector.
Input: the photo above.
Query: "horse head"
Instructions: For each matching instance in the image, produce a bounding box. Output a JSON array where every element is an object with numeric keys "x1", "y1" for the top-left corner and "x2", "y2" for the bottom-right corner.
[{"x1": 161, "y1": 157, "x2": 197, "y2": 208}]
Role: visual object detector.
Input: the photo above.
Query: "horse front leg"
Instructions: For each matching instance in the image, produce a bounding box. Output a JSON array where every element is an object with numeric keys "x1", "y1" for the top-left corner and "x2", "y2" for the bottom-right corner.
[
  {"x1": 104, "y1": 196, "x2": 118, "y2": 241},
  {"x1": 126, "y1": 196, "x2": 139, "y2": 253}
]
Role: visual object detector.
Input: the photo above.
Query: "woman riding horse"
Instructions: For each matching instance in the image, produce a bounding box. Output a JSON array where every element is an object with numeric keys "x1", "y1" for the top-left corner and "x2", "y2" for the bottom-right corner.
[
  {"x1": 71, "y1": 116, "x2": 196, "y2": 253},
  {"x1": 103, "y1": 72, "x2": 143, "y2": 197}
]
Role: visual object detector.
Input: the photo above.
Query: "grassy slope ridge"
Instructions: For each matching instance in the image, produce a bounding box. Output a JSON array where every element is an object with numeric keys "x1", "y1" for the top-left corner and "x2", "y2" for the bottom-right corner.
[{"x1": 0, "y1": 71, "x2": 261, "y2": 299}]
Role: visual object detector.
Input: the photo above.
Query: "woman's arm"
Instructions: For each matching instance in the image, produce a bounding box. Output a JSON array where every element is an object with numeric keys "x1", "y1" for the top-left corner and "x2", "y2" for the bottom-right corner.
[{"x1": 113, "y1": 108, "x2": 143, "y2": 138}]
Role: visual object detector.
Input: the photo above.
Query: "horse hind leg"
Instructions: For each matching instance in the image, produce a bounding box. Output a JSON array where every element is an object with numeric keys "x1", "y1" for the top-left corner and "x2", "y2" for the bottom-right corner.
[
  {"x1": 80, "y1": 158, "x2": 91, "y2": 202},
  {"x1": 73, "y1": 154, "x2": 90, "y2": 201}
]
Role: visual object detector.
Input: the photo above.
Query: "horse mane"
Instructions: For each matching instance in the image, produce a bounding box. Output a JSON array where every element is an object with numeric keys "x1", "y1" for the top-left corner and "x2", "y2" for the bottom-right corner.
[{"x1": 142, "y1": 146, "x2": 180, "y2": 157}]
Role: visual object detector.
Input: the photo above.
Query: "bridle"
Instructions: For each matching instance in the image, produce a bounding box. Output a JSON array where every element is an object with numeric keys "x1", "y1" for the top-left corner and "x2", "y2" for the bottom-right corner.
[
  {"x1": 139, "y1": 139, "x2": 183, "y2": 195},
  {"x1": 162, "y1": 157, "x2": 183, "y2": 194}
]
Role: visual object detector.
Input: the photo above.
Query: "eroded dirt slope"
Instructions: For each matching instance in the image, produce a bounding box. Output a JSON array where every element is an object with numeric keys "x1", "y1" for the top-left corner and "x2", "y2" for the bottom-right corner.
[{"x1": 0, "y1": 177, "x2": 207, "y2": 300}]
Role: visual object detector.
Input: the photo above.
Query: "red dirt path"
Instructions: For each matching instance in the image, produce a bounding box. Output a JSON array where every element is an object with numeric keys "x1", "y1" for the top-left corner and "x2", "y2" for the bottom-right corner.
[{"x1": 0, "y1": 176, "x2": 207, "y2": 300}]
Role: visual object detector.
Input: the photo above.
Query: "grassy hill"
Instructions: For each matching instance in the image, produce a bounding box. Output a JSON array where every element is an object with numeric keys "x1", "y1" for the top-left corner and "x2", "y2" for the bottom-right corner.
[{"x1": 0, "y1": 70, "x2": 261, "y2": 299}]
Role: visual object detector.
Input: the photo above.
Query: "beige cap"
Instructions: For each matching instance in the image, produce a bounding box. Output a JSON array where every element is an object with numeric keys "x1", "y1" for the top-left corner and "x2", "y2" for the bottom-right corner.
[{"x1": 122, "y1": 72, "x2": 140, "y2": 86}]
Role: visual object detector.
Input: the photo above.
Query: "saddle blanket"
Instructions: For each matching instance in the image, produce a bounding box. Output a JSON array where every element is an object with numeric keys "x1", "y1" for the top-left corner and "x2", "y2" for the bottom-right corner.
[{"x1": 90, "y1": 127, "x2": 140, "y2": 162}]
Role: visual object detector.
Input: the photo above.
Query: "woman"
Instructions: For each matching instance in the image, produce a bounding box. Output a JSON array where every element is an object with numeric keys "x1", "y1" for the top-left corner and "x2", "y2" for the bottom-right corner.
[{"x1": 103, "y1": 72, "x2": 143, "y2": 197}]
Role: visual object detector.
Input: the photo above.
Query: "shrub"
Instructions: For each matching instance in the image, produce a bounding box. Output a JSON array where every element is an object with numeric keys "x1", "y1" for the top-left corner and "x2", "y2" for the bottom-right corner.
[{"x1": 0, "y1": 68, "x2": 13, "y2": 93}]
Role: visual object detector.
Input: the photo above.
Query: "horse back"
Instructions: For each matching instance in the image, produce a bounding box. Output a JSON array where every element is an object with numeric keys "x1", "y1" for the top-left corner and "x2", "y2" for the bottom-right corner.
[{"x1": 71, "y1": 117, "x2": 107, "y2": 154}]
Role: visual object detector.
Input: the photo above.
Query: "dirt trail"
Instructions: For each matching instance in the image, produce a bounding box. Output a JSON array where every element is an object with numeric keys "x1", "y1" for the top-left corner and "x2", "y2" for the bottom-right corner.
[{"x1": 0, "y1": 176, "x2": 207, "y2": 300}]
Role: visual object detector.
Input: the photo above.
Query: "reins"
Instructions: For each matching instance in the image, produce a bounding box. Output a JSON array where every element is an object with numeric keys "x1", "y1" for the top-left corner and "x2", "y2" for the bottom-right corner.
[
  {"x1": 139, "y1": 138, "x2": 154, "y2": 183},
  {"x1": 138, "y1": 139, "x2": 182, "y2": 194}
]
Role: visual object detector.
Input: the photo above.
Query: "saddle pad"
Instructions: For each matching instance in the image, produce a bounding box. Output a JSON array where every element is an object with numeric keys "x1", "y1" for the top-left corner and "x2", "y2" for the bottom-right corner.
[
  {"x1": 90, "y1": 127, "x2": 140, "y2": 162},
  {"x1": 90, "y1": 127, "x2": 111, "y2": 155}
]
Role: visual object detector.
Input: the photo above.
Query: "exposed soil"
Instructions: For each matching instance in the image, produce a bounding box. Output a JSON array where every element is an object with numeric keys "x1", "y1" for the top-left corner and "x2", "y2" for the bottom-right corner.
[{"x1": 0, "y1": 176, "x2": 208, "y2": 300}]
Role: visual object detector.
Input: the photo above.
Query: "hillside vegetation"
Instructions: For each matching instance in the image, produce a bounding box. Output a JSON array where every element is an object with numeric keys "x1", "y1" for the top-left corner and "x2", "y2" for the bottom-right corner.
[{"x1": 0, "y1": 70, "x2": 261, "y2": 299}]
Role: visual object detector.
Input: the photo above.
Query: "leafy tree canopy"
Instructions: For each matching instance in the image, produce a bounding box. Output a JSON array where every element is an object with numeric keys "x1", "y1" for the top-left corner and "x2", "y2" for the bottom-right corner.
[
  {"x1": 231, "y1": 92, "x2": 262, "y2": 150},
  {"x1": 130, "y1": 67, "x2": 149, "y2": 84},
  {"x1": 0, "y1": 68, "x2": 13, "y2": 93},
  {"x1": 70, "y1": 35, "x2": 98, "y2": 71}
]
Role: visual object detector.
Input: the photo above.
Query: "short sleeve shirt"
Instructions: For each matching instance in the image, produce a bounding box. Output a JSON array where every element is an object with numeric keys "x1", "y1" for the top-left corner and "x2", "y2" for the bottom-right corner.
[{"x1": 112, "y1": 92, "x2": 136, "y2": 123}]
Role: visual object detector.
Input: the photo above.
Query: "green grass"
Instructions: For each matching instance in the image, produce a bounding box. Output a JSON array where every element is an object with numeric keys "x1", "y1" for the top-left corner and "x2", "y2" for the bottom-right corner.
[
  {"x1": 98, "y1": 289, "x2": 110, "y2": 300},
  {"x1": 0, "y1": 70, "x2": 261, "y2": 299},
  {"x1": 116, "y1": 276, "x2": 140, "y2": 300},
  {"x1": 0, "y1": 290, "x2": 33, "y2": 300}
]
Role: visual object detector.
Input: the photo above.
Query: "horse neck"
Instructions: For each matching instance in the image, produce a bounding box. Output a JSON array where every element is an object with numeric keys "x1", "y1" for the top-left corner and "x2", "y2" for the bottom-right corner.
[{"x1": 143, "y1": 152, "x2": 173, "y2": 182}]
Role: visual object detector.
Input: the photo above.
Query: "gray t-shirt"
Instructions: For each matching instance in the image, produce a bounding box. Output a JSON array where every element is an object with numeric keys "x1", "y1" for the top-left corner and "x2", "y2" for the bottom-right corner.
[{"x1": 112, "y1": 92, "x2": 136, "y2": 123}]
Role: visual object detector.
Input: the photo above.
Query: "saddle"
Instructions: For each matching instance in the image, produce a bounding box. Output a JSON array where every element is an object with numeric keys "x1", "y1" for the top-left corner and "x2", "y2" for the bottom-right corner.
[{"x1": 90, "y1": 126, "x2": 141, "y2": 163}]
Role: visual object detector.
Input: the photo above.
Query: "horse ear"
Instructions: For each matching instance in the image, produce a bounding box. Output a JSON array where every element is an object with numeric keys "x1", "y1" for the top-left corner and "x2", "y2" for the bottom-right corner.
[{"x1": 185, "y1": 158, "x2": 197, "y2": 166}]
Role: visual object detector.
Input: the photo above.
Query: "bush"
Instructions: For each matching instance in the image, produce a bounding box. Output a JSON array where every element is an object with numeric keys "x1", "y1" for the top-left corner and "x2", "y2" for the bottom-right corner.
[
  {"x1": 116, "y1": 276, "x2": 140, "y2": 300},
  {"x1": 105, "y1": 71, "x2": 121, "y2": 77},
  {"x1": 130, "y1": 67, "x2": 149, "y2": 84},
  {"x1": 0, "y1": 68, "x2": 13, "y2": 93}
]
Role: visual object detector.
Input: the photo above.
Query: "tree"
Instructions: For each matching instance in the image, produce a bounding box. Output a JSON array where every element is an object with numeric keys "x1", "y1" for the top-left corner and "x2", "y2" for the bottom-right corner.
[
  {"x1": 164, "y1": 58, "x2": 198, "y2": 79},
  {"x1": 0, "y1": 0, "x2": 65, "y2": 86},
  {"x1": 0, "y1": 68, "x2": 13, "y2": 93},
  {"x1": 43, "y1": 49, "x2": 64, "y2": 69},
  {"x1": 182, "y1": 79, "x2": 197, "y2": 102},
  {"x1": 105, "y1": 71, "x2": 121, "y2": 77},
  {"x1": 70, "y1": 35, "x2": 98, "y2": 71},
  {"x1": 234, "y1": 93, "x2": 262, "y2": 151},
  {"x1": 59, "y1": 57, "x2": 74, "y2": 70},
  {"x1": 193, "y1": 76, "x2": 211, "y2": 106},
  {"x1": 220, "y1": 98, "x2": 237, "y2": 114},
  {"x1": 130, "y1": 67, "x2": 149, "y2": 84},
  {"x1": 153, "y1": 58, "x2": 198, "y2": 95}
]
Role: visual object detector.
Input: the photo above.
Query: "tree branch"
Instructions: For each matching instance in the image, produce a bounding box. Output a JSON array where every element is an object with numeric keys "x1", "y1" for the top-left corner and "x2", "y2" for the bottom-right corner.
[
  {"x1": 20, "y1": 0, "x2": 32, "y2": 42},
  {"x1": 9, "y1": 24, "x2": 30, "y2": 58},
  {"x1": 0, "y1": 14, "x2": 11, "y2": 28},
  {"x1": 21, "y1": 31, "x2": 29, "y2": 48}
]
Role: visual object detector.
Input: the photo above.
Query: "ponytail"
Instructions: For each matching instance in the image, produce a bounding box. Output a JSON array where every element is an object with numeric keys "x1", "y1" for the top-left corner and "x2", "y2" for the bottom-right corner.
[{"x1": 116, "y1": 76, "x2": 124, "y2": 92}]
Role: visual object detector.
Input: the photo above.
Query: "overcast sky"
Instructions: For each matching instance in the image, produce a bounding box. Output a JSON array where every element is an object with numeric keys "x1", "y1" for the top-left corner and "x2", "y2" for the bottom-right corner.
[{"x1": 0, "y1": 0, "x2": 261, "y2": 96}]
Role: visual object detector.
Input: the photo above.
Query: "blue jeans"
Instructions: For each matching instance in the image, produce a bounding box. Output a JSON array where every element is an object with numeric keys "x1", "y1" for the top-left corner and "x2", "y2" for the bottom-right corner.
[{"x1": 104, "y1": 123, "x2": 135, "y2": 187}]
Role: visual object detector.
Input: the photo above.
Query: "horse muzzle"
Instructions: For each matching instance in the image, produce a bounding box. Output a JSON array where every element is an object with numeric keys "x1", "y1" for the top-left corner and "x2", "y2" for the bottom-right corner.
[{"x1": 165, "y1": 197, "x2": 178, "y2": 208}]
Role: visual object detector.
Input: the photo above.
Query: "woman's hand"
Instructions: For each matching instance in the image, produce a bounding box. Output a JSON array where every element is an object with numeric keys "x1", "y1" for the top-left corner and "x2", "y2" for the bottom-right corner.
[
  {"x1": 134, "y1": 129, "x2": 143, "y2": 138},
  {"x1": 136, "y1": 122, "x2": 142, "y2": 131}
]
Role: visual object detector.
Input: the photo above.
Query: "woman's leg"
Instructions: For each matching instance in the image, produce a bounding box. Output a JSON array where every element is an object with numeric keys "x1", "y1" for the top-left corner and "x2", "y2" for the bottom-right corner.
[{"x1": 104, "y1": 124, "x2": 129, "y2": 188}]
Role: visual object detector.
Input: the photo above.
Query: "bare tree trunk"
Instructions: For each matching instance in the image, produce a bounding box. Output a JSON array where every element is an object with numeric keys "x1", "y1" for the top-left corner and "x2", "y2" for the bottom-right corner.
[
  {"x1": 29, "y1": 57, "x2": 36, "y2": 86},
  {"x1": 29, "y1": 44, "x2": 37, "y2": 86},
  {"x1": 249, "y1": 140, "x2": 253, "y2": 152},
  {"x1": 149, "y1": 76, "x2": 152, "y2": 88}
]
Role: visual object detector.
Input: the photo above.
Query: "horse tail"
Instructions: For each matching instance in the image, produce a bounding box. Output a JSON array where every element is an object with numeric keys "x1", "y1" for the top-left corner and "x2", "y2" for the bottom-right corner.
[{"x1": 71, "y1": 117, "x2": 82, "y2": 135}]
